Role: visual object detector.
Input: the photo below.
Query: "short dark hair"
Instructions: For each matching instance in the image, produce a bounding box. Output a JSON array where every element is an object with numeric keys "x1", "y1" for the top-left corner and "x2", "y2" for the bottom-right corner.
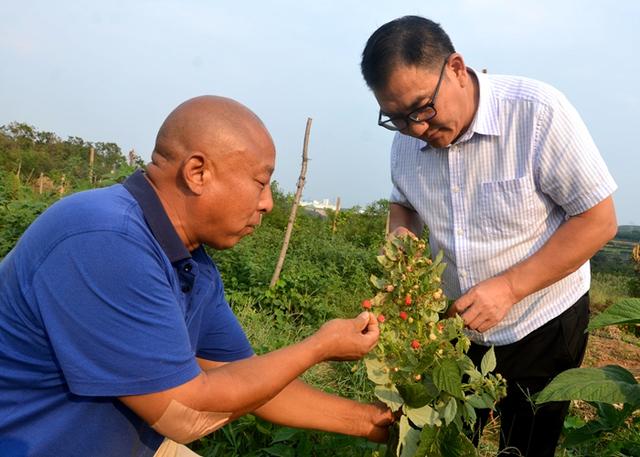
[{"x1": 361, "y1": 16, "x2": 455, "y2": 91}]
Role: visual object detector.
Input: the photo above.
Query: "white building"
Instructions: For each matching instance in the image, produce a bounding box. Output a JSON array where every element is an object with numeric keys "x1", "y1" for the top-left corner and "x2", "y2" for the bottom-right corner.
[{"x1": 300, "y1": 198, "x2": 337, "y2": 211}]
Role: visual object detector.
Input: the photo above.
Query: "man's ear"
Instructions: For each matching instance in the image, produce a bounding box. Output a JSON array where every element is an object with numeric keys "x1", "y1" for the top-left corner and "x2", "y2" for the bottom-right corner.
[
  {"x1": 449, "y1": 53, "x2": 468, "y2": 86},
  {"x1": 181, "y1": 152, "x2": 208, "y2": 195}
]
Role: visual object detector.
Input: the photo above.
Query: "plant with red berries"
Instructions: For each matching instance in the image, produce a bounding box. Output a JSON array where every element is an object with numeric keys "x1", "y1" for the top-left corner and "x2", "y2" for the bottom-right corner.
[{"x1": 362, "y1": 234, "x2": 506, "y2": 456}]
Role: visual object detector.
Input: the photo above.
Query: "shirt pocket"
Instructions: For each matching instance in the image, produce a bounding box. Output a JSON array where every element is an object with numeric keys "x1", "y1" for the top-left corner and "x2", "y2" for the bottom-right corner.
[{"x1": 480, "y1": 177, "x2": 535, "y2": 237}]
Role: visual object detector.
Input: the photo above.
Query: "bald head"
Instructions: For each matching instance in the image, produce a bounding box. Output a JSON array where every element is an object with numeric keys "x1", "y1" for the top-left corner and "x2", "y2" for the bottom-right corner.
[
  {"x1": 152, "y1": 95, "x2": 273, "y2": 167},
  {"x1": 144, "y1": 96, "x2": 276, "y2": 251}
]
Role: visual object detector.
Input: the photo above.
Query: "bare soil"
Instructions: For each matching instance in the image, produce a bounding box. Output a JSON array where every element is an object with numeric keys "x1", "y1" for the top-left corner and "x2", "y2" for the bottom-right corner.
[{"x1": 583, "y1": 326, "x2": 640, "y2": 378}]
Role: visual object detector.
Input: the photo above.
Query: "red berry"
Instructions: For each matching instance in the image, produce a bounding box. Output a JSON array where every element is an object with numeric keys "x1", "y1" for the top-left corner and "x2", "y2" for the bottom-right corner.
[
  {"x1": 377, "y1": 314, "x2": 386, "y2": 323},
  {"x1": 437, "y1": 323, "x2": 444, "y2": 333},
  {"x1": 411, "y1": 339, "x2": 420, "y2": 349},
  {"x1": 399, "y1": 311, "x2": 408, "y2": 320},
  {"x1": 361, "y1": 299, "x2": 372, "y2": 309},
  {"x1": 405, "y1": 295, "x2": 412, "y2": 305}
]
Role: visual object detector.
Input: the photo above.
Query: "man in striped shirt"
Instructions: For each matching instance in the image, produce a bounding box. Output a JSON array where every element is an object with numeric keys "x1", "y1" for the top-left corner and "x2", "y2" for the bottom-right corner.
[{"x1": 360, "y1": 15, "x2": 617, "y2": 457}]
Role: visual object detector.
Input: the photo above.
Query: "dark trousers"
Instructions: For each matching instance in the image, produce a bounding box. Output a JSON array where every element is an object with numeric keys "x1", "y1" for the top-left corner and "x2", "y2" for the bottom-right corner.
[{"x1": 468, "y1": 293, "x2": 590, "y2": 457}]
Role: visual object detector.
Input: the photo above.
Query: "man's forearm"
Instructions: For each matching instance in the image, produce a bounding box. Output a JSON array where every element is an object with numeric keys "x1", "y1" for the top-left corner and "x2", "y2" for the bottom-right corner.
[
  {"x1": 254, "y1": 379, "x2": 363, "y2": 435},
  {"x1": 389, "y1": 203, "x2": 423, "y2": 236},
  {"x1": 201, "y1": 339, "x2": 326, "y2": 418},
  {"x1": 503, "y1": 197, "x2": 617, "y2": 301},
  {"x1": 120, "y1": 313, "x2": 379, "y2": 426}
]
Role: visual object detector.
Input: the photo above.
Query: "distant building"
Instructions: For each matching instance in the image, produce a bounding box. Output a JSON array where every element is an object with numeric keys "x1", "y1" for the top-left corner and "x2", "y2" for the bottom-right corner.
[{"x1": 300, "y1": 198, "x2": 337, "y2": 211}]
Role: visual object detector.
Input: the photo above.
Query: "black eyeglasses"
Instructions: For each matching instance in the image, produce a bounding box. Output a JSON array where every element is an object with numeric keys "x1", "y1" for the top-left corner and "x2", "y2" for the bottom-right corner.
[{"x1": 378, "y1": 55, "x2": 451, "y2": 131}]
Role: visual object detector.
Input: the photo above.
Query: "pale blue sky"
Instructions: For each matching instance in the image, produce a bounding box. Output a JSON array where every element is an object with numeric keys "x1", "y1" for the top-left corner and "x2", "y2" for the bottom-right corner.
[{"x1": 1, "y1": 1, "x2": 638, "y2": 224}]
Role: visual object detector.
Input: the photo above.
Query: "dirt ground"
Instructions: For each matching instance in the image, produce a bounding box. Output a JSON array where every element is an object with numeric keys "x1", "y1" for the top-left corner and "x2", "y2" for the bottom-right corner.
[{"x1": 583, "y1": 325, "x2": 640, "y2": 377}]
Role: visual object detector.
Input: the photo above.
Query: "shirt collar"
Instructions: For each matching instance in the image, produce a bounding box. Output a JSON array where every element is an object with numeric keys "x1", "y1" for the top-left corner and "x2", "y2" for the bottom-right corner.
[
  {"x1": 466, "y1": 67, "x2": 501, "y2": 138},
  {"x1": 122, "y1": 169, "x2": 191, "y2": 263}
]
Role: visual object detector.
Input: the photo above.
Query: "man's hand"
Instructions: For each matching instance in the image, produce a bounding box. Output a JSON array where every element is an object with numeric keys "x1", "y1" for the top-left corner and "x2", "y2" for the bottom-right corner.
[
  {"x1": 359, "y1": 402, "x2": 396, "y2": 443},
  {"x1": 311, "y1": 312, "x2": 380, "y2": 361},
  {"x1": 447, "y1": 275, "x2": 519, "y2": 332},
  {"x1": 389, "y1": 226, "x2": 416, "y2": 239}
]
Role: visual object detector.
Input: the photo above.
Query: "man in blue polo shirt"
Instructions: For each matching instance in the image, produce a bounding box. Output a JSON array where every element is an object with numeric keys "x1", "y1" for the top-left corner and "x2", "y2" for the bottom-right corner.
[{"x1": 0, "y1": 96, "x2": 394, "y2": 457}]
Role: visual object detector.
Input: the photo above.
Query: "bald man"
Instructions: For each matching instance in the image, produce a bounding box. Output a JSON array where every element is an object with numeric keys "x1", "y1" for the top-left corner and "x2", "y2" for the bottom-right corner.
[{"x1": 0, "y1": 96, "x2": 393, "y2": 457}]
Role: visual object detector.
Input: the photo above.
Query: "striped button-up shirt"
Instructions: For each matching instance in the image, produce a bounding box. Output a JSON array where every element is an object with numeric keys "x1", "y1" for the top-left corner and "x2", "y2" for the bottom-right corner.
[{"x1": 390, "y1": 69, "x2": 617, "y2": 345}]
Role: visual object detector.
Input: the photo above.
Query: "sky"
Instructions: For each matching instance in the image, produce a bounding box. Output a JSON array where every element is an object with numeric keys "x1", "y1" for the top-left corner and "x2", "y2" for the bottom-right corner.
[{"x1": 1, "y1": 1, "x2": 638, "y2": 224}]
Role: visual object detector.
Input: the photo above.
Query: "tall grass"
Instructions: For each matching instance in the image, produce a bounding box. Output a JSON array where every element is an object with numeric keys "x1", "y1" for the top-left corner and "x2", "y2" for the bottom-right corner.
[{"x1": 590, "y1": 272, "x2": 634, "y2": 312}]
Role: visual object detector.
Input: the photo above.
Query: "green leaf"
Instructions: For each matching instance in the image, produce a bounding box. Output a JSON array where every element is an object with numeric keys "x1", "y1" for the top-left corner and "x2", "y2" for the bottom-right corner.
[
  {"x1": 562, "y1": 420, "x2": 610, "y2": 447},
  {"x1": 376, "y1": 254, "x2": 390, "y2": 267},
  {"x1": 563, "y1": 415, "x2": 586, "y2": 430},
  {"x1": 405, "y1": 403, "x2": 441, "y2": 427},
  {"x1": 271, "y1": 426, "x2": 299, "y2": 443},
  {"x1": 384, "y1": 248, "x2": 398, "y2": 261},
  {"x1": 536, "y1": 365, "x2": 640, "y2": 406},
  {"x1": 398, "y1": 415, "x2": 422, "y2": 457},
  {"x1": 434, "y1": 250, "x2": 444, "y2": 265},
  {"x1": 372, "y1": 292, "x2": 385, "y2": 307},
  {"x1": 375, "y1": 385, "x2": 404, "y2": 411},
  {"x1": 588, "y1": 298, "x2": 640, "y2": 330},
  {"x1": 391, "y1": 237, "x2": 407, "y2": 251},
  {"x1": 455, "y1": 336, "x2": 471, "y2": 355},
  {"x1": 397, "y1": 381, "x2": 436, "y2": 408},
  {"x1": 414, "y1": 426, "x2": 441, "y2": 457},
  {"x1": 369, "y1": 274, "x2": 386, "y2": 290},
  {"x1": 385, "y1": 422, "x2": 400, "y2": 457},
  {"x1": 592, "y1": 401, "x2": 636, "y2": 429},
  {"x1": 412, "y1": 423, "x2": 477, "y2": 457},
  {"x1": 452, "y1": 414, "x2": 464, "y2": 434},
  {"x1": 480, "y1": 346, "x2": 496, "y2": 376},
  {"x1": 561, "y1": 401, "x2": 638, "y2": 448},
  {"x1": 463, "y1": 401, "x2": 477, "y2": 424},
  {"x1": 465, "y1": 394, "x2": 492, "y2": 409},
  {"x1": 466, "y1": 369, "x2": 483, "y2": 382},
  {"x1": 442, "y1": 397, "x2": 458, "y2": 425},
  {"x1": 425, "y1": 311, "x2": 439, "y2": 323},
  {"x1": 481, "y1": 392, "x2": 495, "y2": 409},
  {"x1": 263, "y1": 443, "x2": 295, "y2": 457},
  {"x1": 255, "y1": 419, "x2": 272, "y2": 435},
  {"x1": 440, "y1": 424, "x2": 478, "y2": 457},
  {"x1": 457, "y1": 356, "x2": 475, "y2": 375},
  {"x1": 365, "y1": 355, "x2": 390, "y2": 385},
  {"x1": 433, "y1": 359, "x2": 463, "y2": 398}
]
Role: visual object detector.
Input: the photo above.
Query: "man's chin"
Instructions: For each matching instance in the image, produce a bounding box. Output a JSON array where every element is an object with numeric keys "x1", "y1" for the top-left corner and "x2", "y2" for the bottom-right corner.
[
  {"x1": 420, "y1": 130, "x2": 449, "y2": 149},
  {"x1": 423, "y1": 137, "x2": 449, "y2": 149},
  {"x1": 208, "y1": 235, "x2": 245, "y2": 251}
]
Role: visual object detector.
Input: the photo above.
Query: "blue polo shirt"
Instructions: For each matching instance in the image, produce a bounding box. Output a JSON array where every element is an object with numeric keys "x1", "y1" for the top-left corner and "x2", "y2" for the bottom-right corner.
[{"x1": 0, "y1": 170, "x2": 254, "y2": 457}]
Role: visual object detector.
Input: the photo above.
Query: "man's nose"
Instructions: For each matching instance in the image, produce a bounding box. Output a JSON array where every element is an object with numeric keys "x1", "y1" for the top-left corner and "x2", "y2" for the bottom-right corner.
[
  {"x1": 259, "y1": 184, "x2": 274, "y2": 214},
  {"x1": 403, "y1": 120, "x2": 429, "y2": 139}
]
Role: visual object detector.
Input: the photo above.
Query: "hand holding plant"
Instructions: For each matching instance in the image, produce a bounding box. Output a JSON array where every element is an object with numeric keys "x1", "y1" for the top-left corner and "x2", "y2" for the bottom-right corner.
[
  {"x1": 362, "y1": 234, "x2": 507, "y2": 456},
  {"x1": 311, "y1": 312, "x2": 380, "y2": 362}
]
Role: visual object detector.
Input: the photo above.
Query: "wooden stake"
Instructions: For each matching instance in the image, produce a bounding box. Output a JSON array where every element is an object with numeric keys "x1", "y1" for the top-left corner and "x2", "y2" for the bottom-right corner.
[
  {"x1": 89, "y1": 147, "x2": 95, "y2": 184},
  {"x1": 385, "y1": 210, "x2": 390, "y2": 235},
  {"x1": 59, "y1": 174, "x2": 65, "y2": 196},
  {"x1": 39, "y1": 172, "x2": 44, "y2": 195},
  {"x1": 270, "y1": 118, "x2": 312, "y2": 288},
  {"x1": 331, "y1": 196, "x2": 341, "y2": 234}
]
